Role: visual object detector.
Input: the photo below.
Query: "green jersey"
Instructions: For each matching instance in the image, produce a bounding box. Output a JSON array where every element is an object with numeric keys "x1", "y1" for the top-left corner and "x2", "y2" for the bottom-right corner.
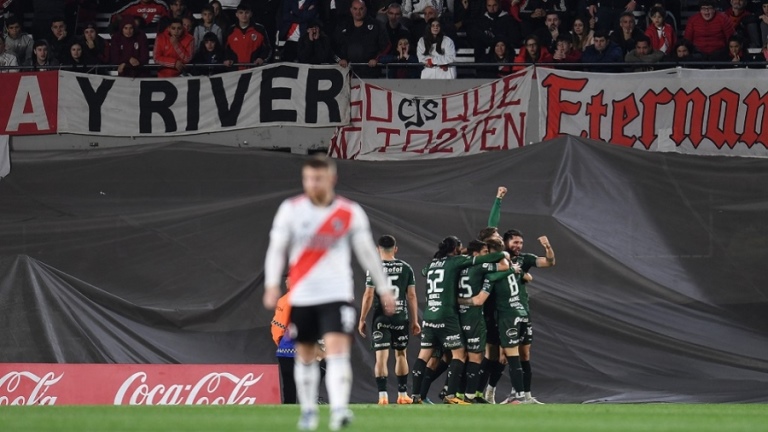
[
  {"x1": 511, "y1": 253, "x2": 538, "y2": 313},
  {"x1": 458, "y1": 262, "x2": 500, "y2": 321},
  {"x1": 483, "y1": 270, "x2": 528, "y2": 318},
  {"x1": 423, "y1": 252, "x2": 506, "y2": 321},
  {"x1": 366, "y1": 259, "x2": 415, "y2": 324}
]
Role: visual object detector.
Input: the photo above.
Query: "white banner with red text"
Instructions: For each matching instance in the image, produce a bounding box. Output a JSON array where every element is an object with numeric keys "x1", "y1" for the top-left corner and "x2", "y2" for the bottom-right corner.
[
  {"x1": 0, "y1": 71, "x2": 58, "y2": 136},
  {"x1": 537, "y1": 67, "x2": 768, "y2": 157},
  {"x1": 328, "y1": 67, "x2": 534, "y2": 160},
  {"x1": 57, "y1": 64, "x2": 350, "y2": 136},
  {"x1": 0, "y1": 364, "x2": 280, "y2": 405}
]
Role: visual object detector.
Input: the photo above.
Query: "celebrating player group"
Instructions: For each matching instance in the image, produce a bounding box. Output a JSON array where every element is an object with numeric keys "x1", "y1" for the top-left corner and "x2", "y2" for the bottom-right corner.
[{"x1": 359, "y1": 186, "x2": 556, "y2": 405}]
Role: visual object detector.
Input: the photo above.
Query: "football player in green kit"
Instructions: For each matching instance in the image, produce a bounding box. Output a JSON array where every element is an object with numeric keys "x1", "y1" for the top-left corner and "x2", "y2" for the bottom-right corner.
[{"x1": 410, "y1": 236, "x2": 510, "y2": 405}]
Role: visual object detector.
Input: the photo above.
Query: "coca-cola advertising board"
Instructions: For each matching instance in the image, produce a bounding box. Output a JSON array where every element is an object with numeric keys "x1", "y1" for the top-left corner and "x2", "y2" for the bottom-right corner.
[{"x1": 0, "y1": 364, "x2": 280, "y2": 405}]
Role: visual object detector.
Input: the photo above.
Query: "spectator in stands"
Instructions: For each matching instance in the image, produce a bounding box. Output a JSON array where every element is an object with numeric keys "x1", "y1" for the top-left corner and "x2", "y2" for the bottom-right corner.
[
  {"x1": 110, "y1": 17, "x2": 150, "y2": 77},
  {"x1": 154, "y1": 18, "x2": 194, "y2": 77},
  {"x1": 409, "y1": 5, "x2": 435, "y2": 44},
  {"x1": 758, "y1": 0, "x2": 768, "y2": 46},
  {"x1": 587, "y1": 0, "x2": 640, "y2": 33},
  {"x1": 571, "y1": 15, "x2": 594, "y2": 50},
  {"x1": 24, "y1": 40, "x2": 60, "y2": 70},
  {"x1": 112, "y1": 0, "x2": 171, "y2": 32},
  {"x1": 470, "y1": 0, "x2": 521, "y2": 62},
  {"x1": 225, "y1": 2, "x2": 272, "y2": 68},
  {"x1": 80, "y1": 23, "x2": 110, "y2": 66},
  {"x1": 403, "y1": 0, "x2": 446, "y2": 23},
  {"x1": 333, "y1": 0, "x2": 391, "y2": 78},
  {"x1": 727, "y1": 0, "x2": 763, "y2": 48},
  {"x1": 191, "y1": 31, "x2": 234, "y2": 74},
  {"x1": 535, "y1": 11, "x2": 564, "y2": 53},
  {"x1": 684, "y1": 0, "x2": 735, "y2": 58},
  {"x1": 713, "y1": 34, "x2": 755, "y2": 65},
  {"x1": 581, "y1": 29, "x2": 623, "y2": 71},
  {"x1": 4, "y1": 15, "x2": 34, "y2": 65},
  {"x1": 645, "y1": 0, "x2": 678, "y2": 34},
  {"x1": 513, "y1": 34, "x2": 553, "y2": 70},
  {"x1": 645, "y1": 6, "x2": 676, "y2": 54},
  {"x1": 662, "y1": 38, "x2": 701, "y2": 65},
  {"x1": 0, "y1": 38, "x2": 20, "y2": 73},
  {"x1": 50, "y1": 17, "x2": 75, "y2": 64},
  {"x1": 193, "y1": 5, "x2": 224, "y2": 51},
  {"x1": 61, "y1": 40, "x2": 90, "y2": 72},
  {"x1": 417, "y1": 18, "x2": 456, "y2": 78},
  {"x1": 753, "y1": 37, "x2": 768, "y2": 64},
  {"x1": 478, "y1": 37, "x2": 513, "y2": 77},
  {"x1": 383, "y1": 3, "x2": 412, "y2": 52},
  {"x1": 453, "y1": 0, "x2": 472, "y2": 35},
  {"x1": 251, "y1": 0, "x2": 282, "y2": 46},
  {"x1": 624, "y1": 34, "x2": 662, "y2": 70},
  {"x1": 519, "y1": 0, "x2": 565, "y2": 37},
  {"x1": 210, "y1": 0, "x2": 231, "y2": 30},
  {"x1": 380, "y1": 35, "x2": 420, "y2": 78},
  {"x1": 297, "y1": 19, "x2": 335, "y2": 64},
  {"x1": 552, "y1": 32, "x2": 582, "y2": 68},
  {"x1": 278, "y1": 0, "x2": 319, "y2": 62},
  {"x1": 170, "y1": 0, "x2": 192, "y2": 19},
  {"x1": 610, "y1": 12, "x2": 644, "y2": 54}
]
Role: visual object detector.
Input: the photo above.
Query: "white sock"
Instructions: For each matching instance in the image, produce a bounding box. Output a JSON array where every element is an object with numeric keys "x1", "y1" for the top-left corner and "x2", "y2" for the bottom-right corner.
[
  {"x1": 397, "y1": 391, "x2": 407, "y2": 397},
  {"x1": 325, "y1": 353, "x2": 352, "y2": 411},
  {"x1": 294, "y1": 359, "x2": 320, "y2": 413},
  {"x1": 525, "y1": 391, "x2": 533, "y2": 399},
  {"x1": 379, "y1": 391, "x2": 388, "y2": 399}
]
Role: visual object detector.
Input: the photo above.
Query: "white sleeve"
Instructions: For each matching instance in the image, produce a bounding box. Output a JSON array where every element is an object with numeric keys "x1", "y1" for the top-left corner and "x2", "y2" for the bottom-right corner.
[
  {"x1": 442, "y1": 37, "x2": 456, "y2": 64},
  {"x1": 350, "y1": 205, "x2": 388, "y2": 296},
  {"x1": 264, "y1": 201, "x2": 292, "y2": 288},
  {"x1": 417, "y1": 38, "x2": 428, "y2": 63}
]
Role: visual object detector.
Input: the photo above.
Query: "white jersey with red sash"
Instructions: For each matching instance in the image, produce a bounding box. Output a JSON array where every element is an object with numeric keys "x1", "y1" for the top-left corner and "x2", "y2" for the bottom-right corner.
[{"x1": 264, "y1": 195, "x2": 388, "y2": 307}]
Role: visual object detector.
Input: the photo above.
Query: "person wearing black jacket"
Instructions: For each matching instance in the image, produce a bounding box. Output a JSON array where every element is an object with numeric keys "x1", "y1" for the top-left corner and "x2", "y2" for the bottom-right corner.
[
  {"x1": 298, "y1": 20, "x2": 335, "y2": 64},
  {"x1": 191, "y1": 31, "x2": 234, "y2": 75},
  {"x1": 333, "y1": 0, "x2": 390, "y2": 78}
]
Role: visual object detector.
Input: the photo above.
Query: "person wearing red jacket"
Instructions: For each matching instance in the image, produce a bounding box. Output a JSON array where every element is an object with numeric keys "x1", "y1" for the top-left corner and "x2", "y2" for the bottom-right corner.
[
  {"x1": 112, "y1": 0, "x2": 170, "y2": 31},
  {"x1": 154, "y1": 18, "x2": 194, "y2": 77},
  {"x1": 684, "y1": 0, "x2": 735, "y2": 58},
  {"x1": 645, "y1": 6, "x2": 677, "y2": 54},
  {"x1": 513, "y1": 34, "x2": 553, "y2": 72},
  {"x1": 551, "y1": 33, "x2": 582, "y2": 69},
  {"x1": 225, "y1": 2, "x2": 272, "y2": 69}
]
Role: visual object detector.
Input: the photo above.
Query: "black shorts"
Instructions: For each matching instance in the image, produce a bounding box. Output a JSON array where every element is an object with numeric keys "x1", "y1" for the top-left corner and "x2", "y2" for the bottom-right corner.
[
  {"x1": 289, "y1": 301, "x2": 357, "y2": 343},
  {"x1": 485, "y1": 313, "x2": 500, "y2": 346},
  {"x1": 371, "y1": 315, "x2": 409, "y2": 351}
]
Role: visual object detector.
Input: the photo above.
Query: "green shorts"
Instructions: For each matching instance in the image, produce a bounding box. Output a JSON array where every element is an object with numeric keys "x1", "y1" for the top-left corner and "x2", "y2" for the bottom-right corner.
[
  {"x1": 421, "y1": 315, "x2": 464, "y2": 350},
  {"x1": 459, "y1": 314, "x2": 487, "y2": 353},
  {"x1": 497, "y1": 314, "x2": 527, "y2": 348},
  {"x1": 371, "y1": 315, "x2": 409, "y2": 351}
]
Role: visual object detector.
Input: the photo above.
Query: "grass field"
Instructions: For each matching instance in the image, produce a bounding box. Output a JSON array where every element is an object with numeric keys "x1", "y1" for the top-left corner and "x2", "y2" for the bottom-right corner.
[{"x1": 1, "y1": 404, "x2": 767, "y2": 432}]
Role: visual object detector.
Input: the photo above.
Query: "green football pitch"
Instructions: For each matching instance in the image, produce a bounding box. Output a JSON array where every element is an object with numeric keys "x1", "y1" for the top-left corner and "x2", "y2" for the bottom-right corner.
[{"x1": 1, "y1": 404, "x2": 767, "y2": 432}]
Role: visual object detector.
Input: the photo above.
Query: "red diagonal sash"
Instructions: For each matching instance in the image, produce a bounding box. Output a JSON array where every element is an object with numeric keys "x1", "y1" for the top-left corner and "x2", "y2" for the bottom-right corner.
[{"x1": 288, "y1": 204, "x2": 353, "y2": 289}]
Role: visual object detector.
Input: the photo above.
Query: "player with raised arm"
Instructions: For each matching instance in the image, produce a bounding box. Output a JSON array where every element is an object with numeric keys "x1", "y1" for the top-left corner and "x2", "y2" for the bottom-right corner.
[
  {"x1": 263, "y1": 155, "x2": 395, "y2": 431},
  {"x1": 458, "y1": 237, "x2": 527, "y2": 404},
  {"x1": 503, "y1": 229, "x2": 556, "y2": 404},
  {"x1": 410, "y1": 236, "x2": 509, "y2": 405},
  {"x1": 359, "y1": 235, "x2": 421, "y2": 405}
]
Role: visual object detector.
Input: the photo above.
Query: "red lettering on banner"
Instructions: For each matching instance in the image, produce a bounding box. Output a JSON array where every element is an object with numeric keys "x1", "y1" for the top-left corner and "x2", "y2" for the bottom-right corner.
[
  {"x1": 503, "y1": 112, "x2": 525, "y2": 148},
  {"x1": 638, "y1": 89, "x2": 674, "y2": 149},
  {"x1": 460, "y1": 123, "x2": 482, "y2": 152},
  {"x1": 706, "y1": 89, "x2": 741, "y2": 149},
  {"x1": 376, "y1": 128, "x2": 401, "y2": 152},
  {"x1": 366, "y1": 84, "x2": 393, "y2": 122},
  {"x1": 609, "y1": 96, "x2": 639, "y2": 146},
  {"x1": 473, "y1": 82, "x2": 496, "y2": 117},
  {"x1": 442, "y1": 92, "x2": 469, "y2": 123},
  {"x1": 671, "y1": 89, "x2": 707, "y2": 148},
  {"x1": 584, "y1": 91, "x2": 607, "y2": 140},
  {"x1": 740, "y1": 90, "x2": 768, "y2": 148},
  {"x1": 327, "y1": 127, "x2": 361, "y2": 159},
  {"x1": 480, "y1": 115, "x2": 503, "y2": 151},
  {"x1": 350, "y1": 84, "x2": 363, "y2": 122},
  {"x1": 540, "y1": 74, "x2": 587, "y2": 140},
  {"x1": 402, "y1": 130, "x2": 433, "y2": 153},
  {"x1": 499, "y1": 75, "x2": 522, "y2": 108},
  {"x1": 431, "y1": 129, "x2": 458, "y2": 153}
]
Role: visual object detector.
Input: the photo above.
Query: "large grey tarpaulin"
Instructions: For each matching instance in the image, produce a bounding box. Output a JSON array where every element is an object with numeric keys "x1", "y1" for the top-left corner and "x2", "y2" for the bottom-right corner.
[{"x1": 1, "y1": 136, "x2": 767, "y2": 403}]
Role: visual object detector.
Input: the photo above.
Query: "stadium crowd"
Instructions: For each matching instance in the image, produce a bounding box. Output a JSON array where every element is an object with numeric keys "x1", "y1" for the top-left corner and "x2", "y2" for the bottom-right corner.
[{"x1": 2, "y1": 0, "x2": 767, "y2": 76}]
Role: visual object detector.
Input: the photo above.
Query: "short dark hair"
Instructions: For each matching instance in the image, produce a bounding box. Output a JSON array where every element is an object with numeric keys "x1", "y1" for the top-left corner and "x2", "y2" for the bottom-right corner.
[
  {"x1": 466, "y1": 240, "x2": 487, "y2": 254},
  {"x1": 201, "y1": 5, "x2": 214, "y2": 14},
  {"x1": 619, "y1": 11, "x2": 635, "y2": 21},
  {"x1": 168, "y1": 17, "x2": 184, "y2": 26},
  {"x1": 635, "y1": 34, "x2": 651, "y2": 46},
  {"x1": 5, "y1": 15, "x2": 21, "y2": 27},
  {"x1": 33, "y1": 39, "x2": 48, "y2": 50},
  {"x1": 478, "y1": 227, "x2": 498, "y2": 241},
  {"x1": 503, "y1": 229, "x2": 524, "y2": 244},
  {"x1": 378, "y1": 235, "x2": 396, "y2": 249},
  {"x1": 648, "y1": 6, "x2": 666, "y2": 17},
  {"x1": 486, "y1": 238, "x2": 504, "y2": 253},
  {"x1": 51, "y1": 16, "x2": 66, "y2": 26},
  {"x1": 236, "y1": 2, "x2": 252, "y2": 11},
  {"x1": 699, "y1": 0, "x2": 715, "y2": 8},
  {"x1": 302, "y1": 155, "x2": 336, "y2": 171},
  {"x1": 593, "y1": 29, "x2": 610, "y2": 39}
]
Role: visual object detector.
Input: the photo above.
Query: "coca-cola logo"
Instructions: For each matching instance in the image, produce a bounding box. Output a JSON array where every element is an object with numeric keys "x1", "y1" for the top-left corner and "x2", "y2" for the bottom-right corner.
[
  {"x1": 114, "y1": 372, "x2": 264, "y2": 405},
  {"x1": 0, "y1": 371, "x2": 63, "y2": 405}
]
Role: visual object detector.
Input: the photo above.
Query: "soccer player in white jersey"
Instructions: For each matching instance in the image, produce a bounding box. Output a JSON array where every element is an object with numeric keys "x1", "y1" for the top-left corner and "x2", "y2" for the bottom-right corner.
[{"x1": 263, "y1": 155, "x2": 395, "y2": 431}]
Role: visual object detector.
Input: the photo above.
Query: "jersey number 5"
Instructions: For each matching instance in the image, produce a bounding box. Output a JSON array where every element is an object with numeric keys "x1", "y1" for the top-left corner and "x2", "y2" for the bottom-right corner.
[
  {"x1": 458, "y1": 276, "x2": 473, "y2": 298},
  {"x1": 387, "y1": 275, "x2": 400, "y2": 300}
]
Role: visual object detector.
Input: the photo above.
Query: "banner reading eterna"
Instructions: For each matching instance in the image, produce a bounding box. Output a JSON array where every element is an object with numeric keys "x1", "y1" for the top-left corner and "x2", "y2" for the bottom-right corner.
[
  {"x1": 57, "y1": 64, "x2": 350, "y2": 136},
  {"x1": 329, "y1": 67, "x2": 534, "y2": 160},
  {"x1": 537, "y1": 67, "x2": 768, "y2": 157},
  {"x1": 0, "y1": 364, "x2": 280, "y2": 405}
]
